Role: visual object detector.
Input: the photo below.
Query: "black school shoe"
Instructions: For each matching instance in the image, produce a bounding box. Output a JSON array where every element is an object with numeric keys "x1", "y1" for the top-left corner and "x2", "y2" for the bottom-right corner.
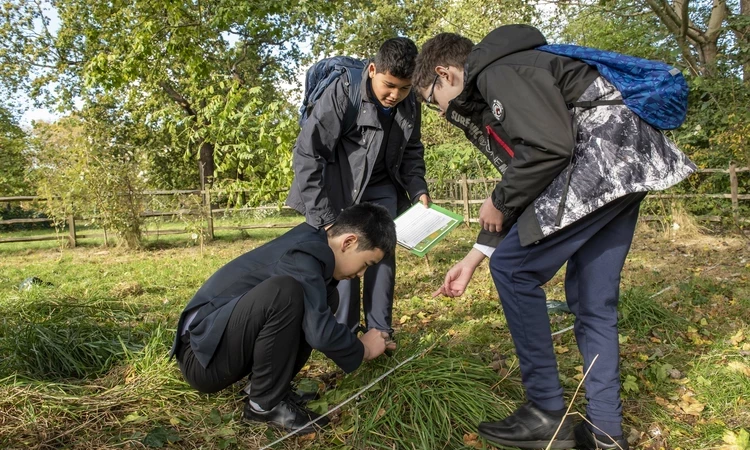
[
  {"x1": 242, "y1": 382, "x2": 320, "y2": 405},
  {"x1": 477, "y1": 402, "x2": 576, "y2": 449},
  {"x1": 242, "y1": 397, "x2": 330, "y2": 434},
  {"x1": 574, "y1": 422, "x2": 629, "y2": 450},
  {"x1": 289, "y1": 388, "x2": 320, "y2": 404}
]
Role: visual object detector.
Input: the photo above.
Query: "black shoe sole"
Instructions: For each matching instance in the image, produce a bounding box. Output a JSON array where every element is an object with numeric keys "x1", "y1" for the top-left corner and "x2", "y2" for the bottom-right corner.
[
  {"x1": 242, "y1": 409, "x2": 329, "y2": 436},
  {"x1": 477, "y1": 430, "x2": 576, "y2": 449}
]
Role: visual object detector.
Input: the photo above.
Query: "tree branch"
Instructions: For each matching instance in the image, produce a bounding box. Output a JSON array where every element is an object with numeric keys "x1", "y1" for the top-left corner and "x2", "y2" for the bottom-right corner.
[
  {"x1": 676, "y1": 0, "x2": 689, "y2": 38},
  {"x1": 643, "y1": 0, "x2": 705, "y2": 43},
  {"x1": 642, "y1": 0, "x2": 702, "y2": 75},
  {"x1": 644, "y1": 0, "x2": 680, "y2": 33},
  {"x1": 158, "y1": 81, "x2": 196, "y2": 117},
  {"x1": 705, "y1": 0, "x2": 728, "y2": 42}
]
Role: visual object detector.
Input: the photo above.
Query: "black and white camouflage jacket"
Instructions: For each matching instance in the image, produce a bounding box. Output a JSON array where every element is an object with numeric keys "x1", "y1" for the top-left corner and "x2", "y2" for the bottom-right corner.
[{"x1": 446, "y1": 24, "x2": 696, "y2": 247}]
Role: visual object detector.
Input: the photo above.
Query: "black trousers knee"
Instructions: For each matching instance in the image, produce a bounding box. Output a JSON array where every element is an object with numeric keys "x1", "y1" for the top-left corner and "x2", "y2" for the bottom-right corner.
[{"x1": 177, "y1": 275, "x2": 310, "y2": 409}]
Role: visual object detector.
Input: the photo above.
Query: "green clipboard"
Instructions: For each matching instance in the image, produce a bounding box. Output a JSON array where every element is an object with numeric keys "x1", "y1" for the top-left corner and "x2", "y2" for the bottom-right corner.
[{"x1": 394, "y1": 203, "x2": 464, "y2": 257}]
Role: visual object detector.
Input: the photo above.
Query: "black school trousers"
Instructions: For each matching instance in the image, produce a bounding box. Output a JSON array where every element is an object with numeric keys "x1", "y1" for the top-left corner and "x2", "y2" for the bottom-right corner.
[{"x1": 177, "y1": 275, "x2": 314, "y2": 410}]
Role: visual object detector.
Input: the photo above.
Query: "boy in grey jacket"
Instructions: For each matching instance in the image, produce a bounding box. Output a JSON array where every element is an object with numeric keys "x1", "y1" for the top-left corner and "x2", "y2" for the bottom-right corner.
[
  {"x1": 415, "y1": 25, "x2": 694, "y2": 449},
  {"x1": 287, "y1": 38, "x2": 430, "y2": 340}
]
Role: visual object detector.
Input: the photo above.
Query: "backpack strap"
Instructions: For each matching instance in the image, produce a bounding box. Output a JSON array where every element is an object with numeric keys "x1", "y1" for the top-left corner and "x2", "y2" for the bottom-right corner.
[
  {"x1": 341, "y1": 66, "x2": 363, "y2": 135},
  {"x1": 569, "y1": 99, "x2": 624, "y2": 109}
]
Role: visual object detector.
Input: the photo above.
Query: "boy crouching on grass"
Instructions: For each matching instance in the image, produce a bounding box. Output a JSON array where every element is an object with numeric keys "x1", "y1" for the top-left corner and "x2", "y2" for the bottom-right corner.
[{"x1": 170, "y1": 203, "x2": 396, "y2": 434}]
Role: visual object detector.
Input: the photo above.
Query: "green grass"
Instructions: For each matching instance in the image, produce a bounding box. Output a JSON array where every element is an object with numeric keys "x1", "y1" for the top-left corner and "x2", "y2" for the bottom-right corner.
[{"x1": 0, "y1": 223, "x2": 748, "y2": 449}]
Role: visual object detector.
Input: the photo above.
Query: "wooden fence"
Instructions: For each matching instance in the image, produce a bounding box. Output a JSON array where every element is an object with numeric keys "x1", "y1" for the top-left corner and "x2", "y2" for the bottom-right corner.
[{"x1": 1, "y1": 164, "x2": 747, "y2": 246}]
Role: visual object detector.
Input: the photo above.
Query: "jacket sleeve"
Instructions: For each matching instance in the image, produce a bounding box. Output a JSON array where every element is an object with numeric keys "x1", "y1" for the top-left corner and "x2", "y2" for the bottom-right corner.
[
  {"x1": 476, "y1": 63, "x2": 575, "y2": 221},
  {"x1": 398, "y1": 97, "x2": 429, "y2": 202},
  {"x1": 275, "y1": 245, "x2": 364, "y2": 373},
  {"x1": 291, "y1": 78, "x2": 350, "y2": 228},
  {"x1": 476, "y1": 227, "x2": 507, "y2": 248}
]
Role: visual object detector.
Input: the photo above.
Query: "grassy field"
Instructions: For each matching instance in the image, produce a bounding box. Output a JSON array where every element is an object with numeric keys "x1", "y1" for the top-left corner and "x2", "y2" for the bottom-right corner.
[{"x1": 0, "y1": 219, "x2": 748, "y2": 449}]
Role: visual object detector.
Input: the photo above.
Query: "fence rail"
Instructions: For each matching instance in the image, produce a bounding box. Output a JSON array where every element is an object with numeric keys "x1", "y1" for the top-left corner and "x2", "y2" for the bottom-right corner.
[{"x1": 1, "y1": 164, "x2": 747, "y2": 246}]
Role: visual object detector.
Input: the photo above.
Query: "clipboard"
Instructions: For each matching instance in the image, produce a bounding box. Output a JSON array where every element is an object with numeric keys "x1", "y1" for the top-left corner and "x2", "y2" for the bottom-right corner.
[{"x1": 394, "y1": 203, "x2": 464, "y2": 257}]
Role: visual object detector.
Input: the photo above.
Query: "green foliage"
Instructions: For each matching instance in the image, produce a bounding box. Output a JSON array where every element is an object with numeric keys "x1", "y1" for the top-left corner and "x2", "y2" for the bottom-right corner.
[
  {"x1": 313, "y1": 0, "x2": 540, "y2": 56},
  {"x1": 0, "y1": 0, "x2": 338, "y2": 199},
  {"x1": 32, "y1": 110, "x2": 146, "y2": 248},
  {"x1": 142, "y1": 426, "x2": 182, "y2": 448},
  {"x1": 622, "y1": 374, "x2": 640, "y2": 394},
  {"x1": 0, "y1": 204, "x2": 51, "y2": 232},
  {"x1": 553, "y1": 2, "x2": 679, "y2": 64},
  {"x1": 675, "y1": 75, "x2": 750, "y2": 168},
  {"x1": 0, "y1": 106, "x2": 31, "y2": 196},
  {"x1": 208, "y1": 94, "x2": 299, "y2": 206},
  {"x1": 677, "y1": 276, "x2": 733, "y2": 306}
]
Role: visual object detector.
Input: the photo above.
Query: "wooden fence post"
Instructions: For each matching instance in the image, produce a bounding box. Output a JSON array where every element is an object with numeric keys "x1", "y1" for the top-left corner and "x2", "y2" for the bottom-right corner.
[
  {"x1": 729, "y1": 162, "x2": 739, "y2": 223},
  {"x1": 205, "y1": 186, "x2": 214, "y2": 240},
  {"x1": 67, "y1": 214, "x2": 76, "y2": 248},
  {"x1": 461, "y1": 173, "x2": 470, "y2": 223},
  {"x1": 199, "y1": 163, "x2": 214, "y2": 240}
]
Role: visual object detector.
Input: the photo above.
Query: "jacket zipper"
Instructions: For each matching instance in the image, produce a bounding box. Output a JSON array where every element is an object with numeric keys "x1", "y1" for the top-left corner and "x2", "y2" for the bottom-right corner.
[
  {"x1": 355, "y1": 129, "x2": 376, "y2": 201},
  {"x1": 555, "y1": 164, "x2": 574, "y2": 227}
]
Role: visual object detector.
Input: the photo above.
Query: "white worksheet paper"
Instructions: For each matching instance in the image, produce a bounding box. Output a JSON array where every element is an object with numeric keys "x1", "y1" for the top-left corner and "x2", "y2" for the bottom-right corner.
[{"x1": 394, "y1": 205, "x2": 454, "y2": 248}]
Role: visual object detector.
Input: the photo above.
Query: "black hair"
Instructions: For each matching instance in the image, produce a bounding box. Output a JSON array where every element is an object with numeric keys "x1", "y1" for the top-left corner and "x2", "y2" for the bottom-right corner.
[
  {"x1": 327, "y1": 203, "x2": 397, "y2": 256},
  {"x1": 373, "y1": 37, "x2": 419, "y2": 80},
  {"x1": 413, "y1": 33, "x2": 474, "y2": 93}
]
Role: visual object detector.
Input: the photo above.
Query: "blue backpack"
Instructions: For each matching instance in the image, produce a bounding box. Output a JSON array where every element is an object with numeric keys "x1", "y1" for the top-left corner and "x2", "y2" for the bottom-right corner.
[
  {"x1": 537, "y1": 44, "x2": 688, "y2": 130},
  {"x1": 298, "y1": 56, "x2": 365, "y2": 132}
]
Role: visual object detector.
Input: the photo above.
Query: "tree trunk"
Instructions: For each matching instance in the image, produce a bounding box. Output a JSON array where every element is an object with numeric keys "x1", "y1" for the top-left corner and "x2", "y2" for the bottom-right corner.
[
  {"x1": 742, "y1": 0, "x2": 750, "y2": 83},
  {"x1": 237, "y1": 170, "x2": 247, "y2": 206},
  {"x1": 199, "y1": 141, "x2": 215, "y2": 187},
  {"x1": 159, "y1": 81, "x2": 216, "y2": 187},
  {"x1": 699, "y1": 41, "x2": 720, "y2": 77}
]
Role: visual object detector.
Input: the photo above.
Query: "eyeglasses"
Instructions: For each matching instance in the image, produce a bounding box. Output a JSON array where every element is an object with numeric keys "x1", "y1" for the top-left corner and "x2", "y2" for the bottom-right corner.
[{"x1": 424, "y1": 74, "x2": 441, "y2": 112}]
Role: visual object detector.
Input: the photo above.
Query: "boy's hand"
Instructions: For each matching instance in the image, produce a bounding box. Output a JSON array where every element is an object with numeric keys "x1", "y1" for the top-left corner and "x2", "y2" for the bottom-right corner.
[
  {"x1": 360, "y1": 329, "x2": 389, "y2": 361},
  {"x1": 479, "y1": 196, "x2": 504, "y2": 233},
  {"x1": 385, "y1": 336, "x2": 397, "y2": 351},
  {"x1": 432, "y1": 248, "x2": 485, "y2": 298},
  {"x1": 418, "y1": 194, "x2": 431, "y2": 208}
]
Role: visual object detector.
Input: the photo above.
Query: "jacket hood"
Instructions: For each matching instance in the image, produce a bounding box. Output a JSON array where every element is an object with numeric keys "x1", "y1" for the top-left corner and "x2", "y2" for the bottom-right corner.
[{"x1": 466, "y1": 25, "x2": 547, "y2": 85}]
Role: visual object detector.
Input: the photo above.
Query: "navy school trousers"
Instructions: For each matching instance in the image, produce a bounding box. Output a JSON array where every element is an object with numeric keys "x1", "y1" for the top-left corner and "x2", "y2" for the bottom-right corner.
[{"x1": 490, "y1": 192, "x2": 645, "y2": 436}]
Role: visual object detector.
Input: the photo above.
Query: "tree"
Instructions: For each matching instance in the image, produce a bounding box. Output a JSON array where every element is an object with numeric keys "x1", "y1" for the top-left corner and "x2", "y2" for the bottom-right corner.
[
  {"x1": 0, "y1": 106, "x2": 30, "y2": 196},
  {"x1": 312, "y1": 0, "x2": 540, "y2": 56},
  {"x1": 32, "y1": 108, "x2": 145, "y2": 248},
  {"x1": 1, "y1": 0, "x2": 340, "y2": 191},
  {"x1": 547, "y1": 0, "x2": 747, "y2": 79}
]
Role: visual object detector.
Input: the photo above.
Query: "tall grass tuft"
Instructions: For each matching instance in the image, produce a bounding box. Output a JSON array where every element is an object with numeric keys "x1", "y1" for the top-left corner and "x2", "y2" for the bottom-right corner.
[
  {"x1": 0, "y1": 296, "x2": 147, "y2": 380},
  {"x1": 619, "y1": 287, "x2": 687, "y2": 338},
  {"x1": 331, "y1": 345, "x2": 521, "y2": 449},
  {"x1": 662, "y1": 201, "x2": 706, "y2": 239}
]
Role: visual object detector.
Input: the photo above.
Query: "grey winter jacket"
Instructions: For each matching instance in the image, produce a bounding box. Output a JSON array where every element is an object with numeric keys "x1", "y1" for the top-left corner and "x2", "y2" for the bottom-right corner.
[
  {"x1": 446, "y1": 24, "x2": 696, "y2": 247},
  {"x1": 286, "y1": 65, "x2": 429, "y2": 228}
]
